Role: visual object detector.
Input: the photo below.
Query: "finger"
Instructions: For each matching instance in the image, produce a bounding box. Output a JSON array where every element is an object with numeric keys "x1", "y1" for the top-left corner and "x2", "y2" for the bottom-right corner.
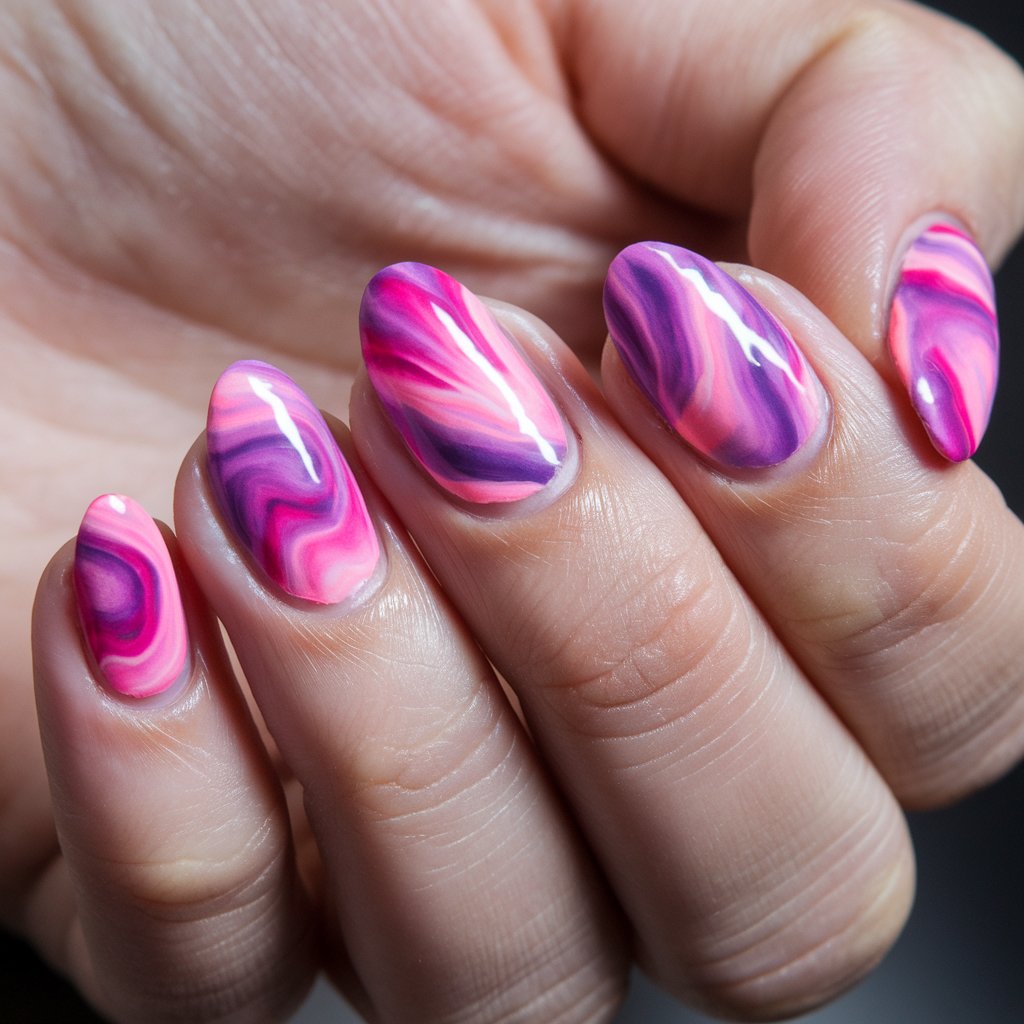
[
  {"x1": 601, "y1": 241, "x2": 1024, "y2": 807},
  {"x1": 352, "y1": 263, "x2": 914, "y2": 1020},
  {"x1": 32, "y1": 495, "x2": 315, "y2": 1023},
  {"x1": 557, "y1": 0, "x2": 1024, "y2": 455},
  {"x1": 174, "y1": 361, "x2": 626, "y2": 1024}
]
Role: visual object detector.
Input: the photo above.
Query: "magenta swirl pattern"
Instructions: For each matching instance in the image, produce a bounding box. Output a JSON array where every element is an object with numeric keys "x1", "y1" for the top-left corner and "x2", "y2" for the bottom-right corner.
[
  {"x1": 207, "y1": 361, "x2": 380, "y2": 605},
  {"x1": 74, "y1": 494, "x2": 188, "y2": 699},
  {"x1": 359, "y1": 262, "x2": 568, "y2": 503},
  {"x1": 603, "y1": 242, "x2": 825, "y2": 470},
  {"x1": 887, "y1": 223, "x2": 999, "y2": 462}
]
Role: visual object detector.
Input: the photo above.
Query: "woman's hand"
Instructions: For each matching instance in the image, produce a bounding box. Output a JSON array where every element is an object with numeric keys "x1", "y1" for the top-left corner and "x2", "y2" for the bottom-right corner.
[
  {"x1": 8, "y1": 0, "x2": 1024, "y2": 1019},
  {"x1": 33, "y1": 245, "x2": 1024, "y2": 1020}
]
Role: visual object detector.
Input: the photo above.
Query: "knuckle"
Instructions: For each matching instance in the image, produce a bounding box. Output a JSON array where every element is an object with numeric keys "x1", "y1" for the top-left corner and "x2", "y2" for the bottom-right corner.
[
  {"x1": 99, "y1": 810, "x2": 291, "y2": 925},
  {"x1": 522, "y1": 541, "x2": 754, "y2": 745},
  {"x1": 788, "y1": 491, "x2": 1024, "y2": 804},
  {"x1": 645, "y1": 784, "x2": 913, "y2": 1020},
  {"x1": 344, "y1": 687, "x2": 521, "y2": 832}
]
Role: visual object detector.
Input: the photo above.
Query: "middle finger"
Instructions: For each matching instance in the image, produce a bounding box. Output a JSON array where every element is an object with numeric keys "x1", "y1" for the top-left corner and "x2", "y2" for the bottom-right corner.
[{"x1": 352, "y1": 262, "x2": 913, "y2": 1020}]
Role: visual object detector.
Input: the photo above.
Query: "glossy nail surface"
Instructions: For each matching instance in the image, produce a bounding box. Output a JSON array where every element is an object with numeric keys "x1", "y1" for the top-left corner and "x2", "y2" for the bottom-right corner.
[
  {"x1": 604, "y1": 242, "x2": 825, "y2": 470},
  {"x1": 207, "y1": 361, "x2": 379, "y2": 605},
  {"x1": 74, "y1": 494, "x2": 188, "y2": 699},
  {"x1": 887, "y1": 223, "x2": 999, "y2": 462},
  {"x1": 360, "y1": 262, "x2": 568, "y2": 503}
]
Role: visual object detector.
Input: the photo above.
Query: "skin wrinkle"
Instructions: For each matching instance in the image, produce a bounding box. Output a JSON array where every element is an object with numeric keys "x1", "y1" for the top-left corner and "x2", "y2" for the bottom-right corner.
[
  {"x1": 81, "y1": 857, "x2": 311, "y2": 1021},
  {"x1": 644, "y1": 777, "x2": 906, "y2": 1011},
  {"x1": 632, "y1": 647, "x2": 785, "y2": 785},
  {"x1": 0, "y1": 0, "x2": 717, "y2": 361},
  {"x1": 804, "y1": 496, "x2": 997, "y2": 670},
  {"x1": 345, "y1": 693, "x2": 520, "y2": 824},
  {"x1": 533, "y1": 551, "x2": 739, "y2": 715}
]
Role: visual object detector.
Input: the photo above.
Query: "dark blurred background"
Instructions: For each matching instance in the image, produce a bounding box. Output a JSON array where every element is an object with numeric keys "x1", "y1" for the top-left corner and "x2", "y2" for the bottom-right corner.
[{"x1": 3, "y1": 0, "x2": 1021, "y2": 1021}]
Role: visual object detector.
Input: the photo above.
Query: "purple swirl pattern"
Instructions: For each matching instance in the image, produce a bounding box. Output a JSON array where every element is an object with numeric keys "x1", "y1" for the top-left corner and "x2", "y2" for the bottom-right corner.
[
  {"x1": 887, "y1": 223, "x2": 999, "y2": 462},
  {"x1": 74, "y1": 494, "x2": 188, "y2": 699},
  {"x1": 207, "y1": 361, "x2": 380, "y2": 605},
  {"x1": 604, "y1": 242, "x2": 825, "y2": 469},
  {"x1": 360, "y1": 262, "x2": 568, "y2": 503}
]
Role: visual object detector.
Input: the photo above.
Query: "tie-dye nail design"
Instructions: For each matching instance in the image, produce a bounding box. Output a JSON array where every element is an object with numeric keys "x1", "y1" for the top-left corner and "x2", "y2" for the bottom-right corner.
[
  {"x1": 74, "y1": 494, "x2": 189, "y2": 699},
  {"x1": 887, "y1": 223, "x2": 999, "y2": 462},
  {"x1": 360, "y1": 262, "x2": 569, "y2": 503},
  {"x1": 207, "y1": 361, "x2": 380, "y2": 605},
  {"x1": 604, "y1": 242, "x2": 825, "y2": 470}
]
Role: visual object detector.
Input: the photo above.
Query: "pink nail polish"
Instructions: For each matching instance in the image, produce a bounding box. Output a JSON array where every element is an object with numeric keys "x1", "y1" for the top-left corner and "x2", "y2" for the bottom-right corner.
[
  {"x1": 74, "y1": 495, "x2": 189, "y2": 699},
  {"x1": 206, "y1": 361, "x2": 380, "y2": 605},
  {"x1": 360, "y1": 263, "x2": 569, "y2": 503},
  {"x1": 604, "y1": 242, "x2": 826, "y2": 469},
  {"x1": 888, "y1": 222, "x2": 999, "y2": 462}
]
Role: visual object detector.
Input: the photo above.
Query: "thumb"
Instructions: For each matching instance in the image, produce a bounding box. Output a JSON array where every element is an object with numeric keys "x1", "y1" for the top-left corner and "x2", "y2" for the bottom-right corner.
[{"x1": 558, "y1": 0, "x2": 1023, "y2": 458}]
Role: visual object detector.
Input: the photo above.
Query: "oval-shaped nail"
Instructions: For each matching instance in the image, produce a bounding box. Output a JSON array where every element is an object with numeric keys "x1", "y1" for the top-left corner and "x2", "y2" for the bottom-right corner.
[
  {"x1": 359, "y1": 262, "x2": 569, "y2": 503},
  {"x1": 206, "y1": 360, "x2": 380, "y2": 605},
  {"x1": 887, "y1": 222, "x2": 999, "y2": 462},
  {"x1": 604, "y1": 242, "x2": 826, "y2": 470},
  {"x1": 74, "y1": 494, "x2": 189, "y2": 699}
]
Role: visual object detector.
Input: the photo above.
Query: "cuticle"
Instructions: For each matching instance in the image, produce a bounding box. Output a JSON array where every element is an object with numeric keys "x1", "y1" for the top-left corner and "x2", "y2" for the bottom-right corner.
[
  {"x1": 885, "y1": 211, "x2": 972, "y2": 314},
  {"x1": 451, "y1": 416, "x2": 582, "y2": 522}
]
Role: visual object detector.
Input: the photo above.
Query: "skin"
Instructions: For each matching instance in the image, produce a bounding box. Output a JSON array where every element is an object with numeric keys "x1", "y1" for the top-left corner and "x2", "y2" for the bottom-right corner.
[{"x1": 6, "y1": 0, "x2": 1024, "y2": 1020}]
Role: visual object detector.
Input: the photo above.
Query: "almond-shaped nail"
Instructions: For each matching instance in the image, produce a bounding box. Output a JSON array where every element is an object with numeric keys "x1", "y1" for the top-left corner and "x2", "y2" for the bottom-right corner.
[
  {"x1": 603, "y1": 242, "x2": 826, "y2": 470},
  {"x1": 206, "y1": 360, "x2": 380, "y2": 605},
  {"x1": 74, "y1": 494, "x2": 188, "y2": 699},
  {"x1": 887, "y1": 222, "x2": 999, "y2": 462},
  {"x1": 359, "y1": 262, "x2": 569, "y2": 503}
]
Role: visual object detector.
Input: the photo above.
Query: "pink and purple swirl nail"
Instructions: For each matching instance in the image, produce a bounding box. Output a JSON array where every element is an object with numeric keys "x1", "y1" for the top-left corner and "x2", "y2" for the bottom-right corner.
[
  {"x1": 74, "y1": 494, "x2": 189, "y2": 699},
  {"x1": 359, "y1": 263, "x2": 569, "y2": 503},
  {"x1": 887, "y1": 222, "x2": 999, "y2": 462},
  {"x1": 207, "y1": 361, "x2": 380, "y2": 605},
  {"x1": 604, "y1": 242, "x2": 826, "y2": 470}
]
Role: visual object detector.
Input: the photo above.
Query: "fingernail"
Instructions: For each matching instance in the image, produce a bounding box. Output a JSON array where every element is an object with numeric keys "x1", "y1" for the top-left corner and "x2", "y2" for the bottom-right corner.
[
  {"x1": 206, "y1": 360, "x2": 380, "y2": 605},
  {"x1": 359, "y1": 262, "x2": 569, "y2": 503},
  {"x1": 887, "y1": 222, "x2": 999, "y2": 462},
  {"x1": 74, "y1": 495, "x2": 189, "y2": 699},
  {"x1": 603, "y1": 242, "x2": 826, "y2": 470}
]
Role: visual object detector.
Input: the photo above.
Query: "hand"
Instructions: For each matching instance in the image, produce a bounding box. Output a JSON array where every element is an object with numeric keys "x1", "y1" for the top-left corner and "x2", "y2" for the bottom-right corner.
[
  {"x1": 33, "y1": 242, "x2": 1024, "y2": 1021},
  {"x1": 9, "y1": 0, "x2": 1024, "y2": 1020}
]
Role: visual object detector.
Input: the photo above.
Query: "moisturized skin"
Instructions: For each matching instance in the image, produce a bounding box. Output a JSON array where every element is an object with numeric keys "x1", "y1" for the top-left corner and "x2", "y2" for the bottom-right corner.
[
  {"x1": 887, "y1": 222, "x2": 999, "y2": 462},
  {"x1": 604, "y1": 242, "x2": 826, "y2": 470},
  {"x1": 207, "y1": 361, "x2": 380, "y2": 605},
  {"x1": 74, "y1": 494, "x2": 188, "y2": 699},
  {"x1": 360, "y1": 263, "x2": 569, "y2": 503}
]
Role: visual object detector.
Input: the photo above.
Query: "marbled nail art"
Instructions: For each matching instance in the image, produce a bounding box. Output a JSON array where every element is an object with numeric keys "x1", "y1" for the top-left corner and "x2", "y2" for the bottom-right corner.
[
  {"x1": 360, "y1": 262, "x2": 568, "y2": 503},
  {"x1": 887, "y1": 222, "x2": 999, "y2": 462},
  {"x1": 207, "y1": 361, "x2": 380, "y2": 605},
  {"x1": 604, "y1": 242, "x2": 825, "y2": 470},
  {"x1": 74, "y1": 494, "x2": 188, "y2": 699}
]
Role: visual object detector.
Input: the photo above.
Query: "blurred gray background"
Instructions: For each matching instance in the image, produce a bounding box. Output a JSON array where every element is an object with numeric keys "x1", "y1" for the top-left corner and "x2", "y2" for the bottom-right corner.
[{"x1": 2, "y1": 0, "x2": 1021, "y2": 1021}]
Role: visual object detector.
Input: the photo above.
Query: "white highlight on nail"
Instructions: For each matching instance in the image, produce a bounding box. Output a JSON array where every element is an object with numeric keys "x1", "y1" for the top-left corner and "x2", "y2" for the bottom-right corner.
[
  {"x1": 432, "y1": 303, "x2": 560, "y2": 466},
  {"x1": 652, "y1": 247, "x2": 804, "y2": 391},
  {"x1": 916, "y1": 377, "x2": 936, "y2": 405},
  {"x1": 249, "y1": 374, "x2": 321, "y2": 483}
]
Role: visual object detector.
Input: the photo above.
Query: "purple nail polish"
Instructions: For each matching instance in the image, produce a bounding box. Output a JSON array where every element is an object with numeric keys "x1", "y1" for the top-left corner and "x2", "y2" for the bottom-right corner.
[
  {"x1": 887, "y1": 222, "x2": 999, "y2": 462},
  {"x1": 74, "y1": 494, "x2": 189, "y2": 699},
  {"x1": 359, "y1": 262, "x2": 569, "y2": 504},
  {"x1": 603, "y1": 242, "x2": 826, "y2": 470},
  {"x1": 206, "y1": 361, "x2": 380, "y2": 605}
]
